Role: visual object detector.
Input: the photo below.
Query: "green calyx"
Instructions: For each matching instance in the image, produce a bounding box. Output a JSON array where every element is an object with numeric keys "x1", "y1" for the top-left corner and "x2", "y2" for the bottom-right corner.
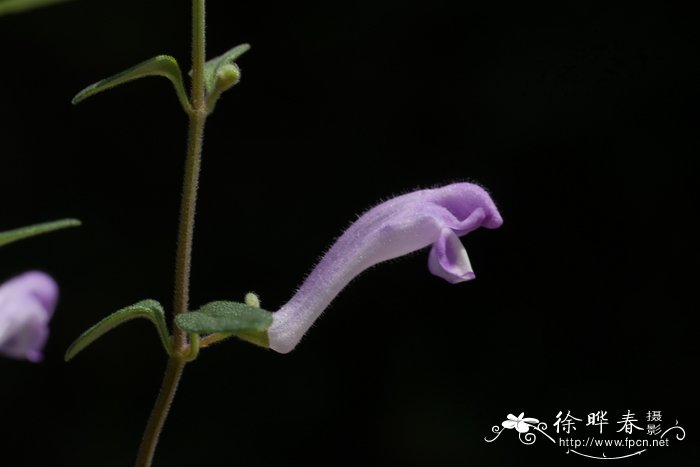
[{"x1": 175, "y1": 300, "x2": 272, "y2": 349}]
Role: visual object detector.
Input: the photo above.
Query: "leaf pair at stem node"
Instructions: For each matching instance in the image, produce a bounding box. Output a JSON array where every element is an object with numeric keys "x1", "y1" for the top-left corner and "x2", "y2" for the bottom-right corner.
[
  {"x1": 64, "y1": 296, "x2": 272, "y2": 362},
  {"x1": 71, "y1": 44, "x2": 250, "y2": 114}
]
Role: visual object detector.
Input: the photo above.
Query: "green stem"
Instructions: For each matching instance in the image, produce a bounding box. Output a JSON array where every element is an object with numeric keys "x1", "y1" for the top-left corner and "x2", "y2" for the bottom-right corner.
[
  {"x1": 133, "y1": 2, "x2": 208, "y2": 467},
  {"x1": 175, "y1": 0, "x2": 207, "y2": 349},
  {"x1": 133, "y1": 357, "x2": 186, "y2": 467},
  {"x1": 199, "y1": 332, "x2": 234, "y2": 347},
  {"x1": 173, "y1": 107, "x2": 207, "y2": 348},
  {"x1": 190, "y1": 0, "x2": 206, "y2": 110}
]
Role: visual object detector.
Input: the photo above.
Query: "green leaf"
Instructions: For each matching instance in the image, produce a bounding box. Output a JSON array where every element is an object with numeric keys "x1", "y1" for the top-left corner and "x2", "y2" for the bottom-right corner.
[
  {"x1": 0, "y1": 218, "x2": 80, "y2": 248},
  {"x1": 175, "y1": 300, "x2": 272, "y2": 348},
  {"x1": 0, "y1": 0, "x2": 72, "y2": 16},
  {"x1": 65, "y1": 300, "x2": 172, "y2": 361},
  {"x1": 72, "y1": 55, "x2": 191, "y2": 112},
  {"x1": 199, "y1": 43, "x2": 250, "y2": 94}
]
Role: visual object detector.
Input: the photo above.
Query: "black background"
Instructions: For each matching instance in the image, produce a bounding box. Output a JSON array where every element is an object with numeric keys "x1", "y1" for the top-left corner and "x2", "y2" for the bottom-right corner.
[{"x1": 0, "y1": 1, "x2": 698, "y2": 466}]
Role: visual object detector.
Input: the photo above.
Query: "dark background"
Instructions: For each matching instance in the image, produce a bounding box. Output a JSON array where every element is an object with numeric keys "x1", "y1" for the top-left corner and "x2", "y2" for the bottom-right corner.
[{"x1": 0, "y1": 1, "x2": 697, "y2": 466}]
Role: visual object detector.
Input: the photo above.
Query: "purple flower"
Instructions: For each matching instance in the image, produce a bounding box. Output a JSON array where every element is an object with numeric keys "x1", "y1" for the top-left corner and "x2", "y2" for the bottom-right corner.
[
  {"x1": 0, "y1": 271, "x2": 58, "y2": 362},
  {"x1": 268, "y1": 182, "x2": 503, "y2": 353}
]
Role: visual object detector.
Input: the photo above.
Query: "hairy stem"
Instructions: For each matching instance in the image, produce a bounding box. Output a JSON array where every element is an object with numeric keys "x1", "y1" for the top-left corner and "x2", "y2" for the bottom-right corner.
[
  {"x1": 133, "y1": 1, "x2": 208, "y2": 467},
  {"x1": 133, "y1": 357, "x2": 186, "y2": 467},
  {"x1": 174, "y1": 0, "x2": 207, "y2": 348},
  {"x1": 174, "y1": 106, "x2": 207, "y2": 347}
]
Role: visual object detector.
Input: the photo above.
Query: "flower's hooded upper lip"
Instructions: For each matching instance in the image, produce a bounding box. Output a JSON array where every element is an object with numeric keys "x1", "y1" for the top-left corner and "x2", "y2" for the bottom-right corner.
[{"x1": 267, "y1": 182, "x2": 502, "y2": 353}]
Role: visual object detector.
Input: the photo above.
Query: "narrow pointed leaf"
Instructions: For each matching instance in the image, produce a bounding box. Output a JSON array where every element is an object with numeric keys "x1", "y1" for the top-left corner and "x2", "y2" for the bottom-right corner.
[
  {"x1": 0, "y1": 218, "x2": 80, "y2": 248},
  {"x1": 65, "y1": 299, "x2": 171, "y2": 361},
  {"x1": 0, "y1": 0, "x2": 72, "y2": 16},
  {"x1": 72, "y1": 55, "x2": 191, "y2": 112},
  {"x1": 197, "y1": 43, "x2": 250, "y2": 94},
  {"x1": 175, "y1": 301, "x2": 272, "y2": 347}
]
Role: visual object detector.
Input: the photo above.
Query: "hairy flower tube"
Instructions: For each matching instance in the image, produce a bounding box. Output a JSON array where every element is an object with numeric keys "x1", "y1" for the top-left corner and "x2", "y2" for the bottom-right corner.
[
  {"x1": 0, "y1": 271, "x2": 58, "y2": 362},
  {"x1": 267, "y1": 182, "x2": 503, "y2": 353}
]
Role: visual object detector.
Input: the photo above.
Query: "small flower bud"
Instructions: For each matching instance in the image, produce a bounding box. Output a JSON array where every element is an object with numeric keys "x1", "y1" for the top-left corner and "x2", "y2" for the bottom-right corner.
[
  {"x1": 245, "y1": 292, "x2": 260, "y2": 308},
  {"x1": 214, "y1": 63, "x2": 241, "y2": 92}
]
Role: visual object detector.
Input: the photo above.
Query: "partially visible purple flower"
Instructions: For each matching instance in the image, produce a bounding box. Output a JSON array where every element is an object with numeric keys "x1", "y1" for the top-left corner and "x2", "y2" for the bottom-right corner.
[
  {"x1": 268, "y1": 182, "x2": 503, "y2": 353},
  {"x1": 0, "y1": 271, "x2": 58, "y2": 362}
]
